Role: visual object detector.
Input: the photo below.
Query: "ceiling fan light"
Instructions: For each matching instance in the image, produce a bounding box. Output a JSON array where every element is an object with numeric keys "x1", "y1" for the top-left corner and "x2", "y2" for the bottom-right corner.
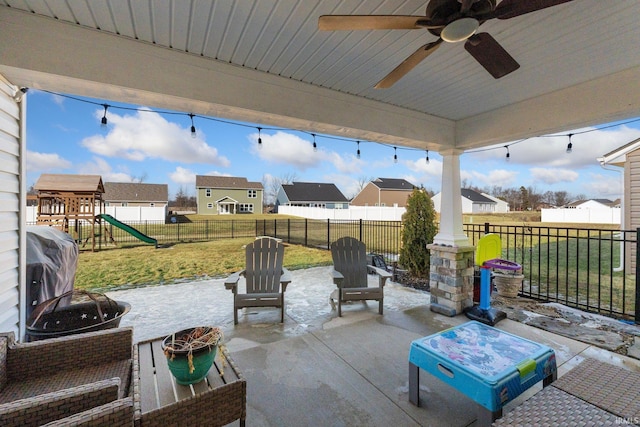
[{"x1": 441, "y1": 17, "x2": 479, "y2": 43}]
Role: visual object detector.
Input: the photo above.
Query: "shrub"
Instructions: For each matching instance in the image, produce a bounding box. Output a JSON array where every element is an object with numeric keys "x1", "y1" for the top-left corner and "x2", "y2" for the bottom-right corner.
[{"x1": 399, "y1": 187, "x2": 437, "y2": 278}]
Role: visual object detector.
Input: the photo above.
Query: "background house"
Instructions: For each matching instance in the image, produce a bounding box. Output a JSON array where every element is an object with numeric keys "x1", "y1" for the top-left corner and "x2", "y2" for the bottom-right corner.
[
  {"x1": 564, "y1": 199, "x2": 617, "y2": 209},
  {"x1": 275, "y1": 182, "x2": 348, "y2": 211},
  {"x1": 432, "y1": 188, "x2": 497, "y2": 214},
  {"x1": 196, "y1": 176, "x2": 263, "y2": 215},
  {"x1": 541, "y1": 198, "x2": 621, "y2": 225},
  {"x1": 481, "y1": 192, "x2": 510, "y2": 213},
  {"x1": 103, "y1": 182, "x2": 168, "y2": 208},
  {"x1": 350, "y1": 178, "x2": 415, "y2": 207}
]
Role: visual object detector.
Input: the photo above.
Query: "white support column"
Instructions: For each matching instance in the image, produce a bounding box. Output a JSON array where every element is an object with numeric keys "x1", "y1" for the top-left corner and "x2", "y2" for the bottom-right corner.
[{"x1": 434, "y1": 149, "x2": 471, "y2": 247}]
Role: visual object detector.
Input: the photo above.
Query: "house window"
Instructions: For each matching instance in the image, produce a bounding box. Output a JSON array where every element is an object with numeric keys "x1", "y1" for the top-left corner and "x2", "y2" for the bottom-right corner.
[
  {"x1": 205, "y1": 188, "x2": 211, "y2": 197},
  {"x1": 247, "y1": 189, "x2": 257, "y2": 198},
  {"x1": 239, "y1": 203, "x2": 254, "y2": 213},
  {"x1": 207, "y1": 203, "x2": 213, "y2": 209}
]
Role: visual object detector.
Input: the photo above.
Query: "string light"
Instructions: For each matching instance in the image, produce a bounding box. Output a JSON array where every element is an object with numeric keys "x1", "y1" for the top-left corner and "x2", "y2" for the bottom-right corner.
[
  {"x1": 394, "y1": 146, "x2": 398, "y2": 163},
  {"x1": 40, "y1": 89, "x2": 640, "y2": 162},
  {"x1": 356, "y1": 141, "x2": 361, "y2": 159},
  {"x1": 257, "y1": 127, "x2": 262, "y2": 149},
  {"x1": 189, "y1": 114, "x2": 196, "y2": 138},
  {"x1": 101, "y1": 104, "x2": 109, "y2": 127}
]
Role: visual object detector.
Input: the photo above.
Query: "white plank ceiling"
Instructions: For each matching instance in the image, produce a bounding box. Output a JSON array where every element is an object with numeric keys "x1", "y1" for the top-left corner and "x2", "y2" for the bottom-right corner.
[{"x1": 1, "y1": 0, "x2": 639, "y2": 151}]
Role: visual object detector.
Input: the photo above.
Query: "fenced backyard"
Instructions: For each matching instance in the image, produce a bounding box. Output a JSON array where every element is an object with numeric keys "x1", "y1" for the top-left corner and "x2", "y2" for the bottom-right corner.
[{"x1": 57, "y1": 217, "x2": 638, "y2": 323}]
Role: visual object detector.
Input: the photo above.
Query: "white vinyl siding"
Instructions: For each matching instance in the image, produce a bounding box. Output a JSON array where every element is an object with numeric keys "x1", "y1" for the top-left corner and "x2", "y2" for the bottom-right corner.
[{"x1": 0, "y1": 76, "x2": 24, "y2": 338}]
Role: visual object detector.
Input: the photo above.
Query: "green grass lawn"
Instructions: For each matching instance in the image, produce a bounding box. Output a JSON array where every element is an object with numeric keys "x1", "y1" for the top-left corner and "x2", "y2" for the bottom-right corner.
[
  {"x1": 74, "y1": 213, "x2": 635, "y2": 319},
  {"x1": 76, "y1": 237, "x2": 333, "y2": 292}
]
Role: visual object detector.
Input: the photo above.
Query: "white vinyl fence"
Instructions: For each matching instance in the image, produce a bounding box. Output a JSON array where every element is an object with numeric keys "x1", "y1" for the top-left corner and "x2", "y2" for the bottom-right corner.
[
  {"x1": 277, "y1": 205, "x2": 405, "y2": 221},
  {"x1": 27, "y1": 206, "x2": 168, "y2": 223},
  {"x1": 541, "y1": 207, "x2": 621, "y2": 224}
]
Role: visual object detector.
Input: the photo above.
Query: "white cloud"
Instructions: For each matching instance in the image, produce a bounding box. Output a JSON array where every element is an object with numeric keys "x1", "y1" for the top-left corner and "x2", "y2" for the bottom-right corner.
[
  {"x1": 82, "y1": 109, "x2": 230, "y2": 166},
  {"x1": 461, "y1": 169, "x2": 519, "y2": 187},
  {"x1": 248, "y1": 131, "x2": 323, "y2": 170},
  {"x1": 402, "y1": 158, "x2": 443, "y2": 190},
  {"x1": 468, "y1": 126, "x2": 640, "y2": 169},
  {"x1": 26, "y1": 150, "x2": 72, "y2": 172},
  {"x1": 322, "y1": 174, "x2": 360, "y2": 199},
  {"x1": 169, "y1": 167, "x2": 196, "y2": 185},
  {"x1": 169, "y1": 167, "x2": 231, "y2": 186},
  {"x1": 530, "y1": 167, "x2": 579, "y2": 184},
  {"x1": 50, "y1": 93, "x2": 65, "y2": 107},
  {"x1": 77, "y1": 157, "x2": 133, "y2": 182},
  {"x1": 327, "y1": 151, "x2": 364, "y2": 174},
  {"x1": 583, "y1": 172, "x2": 623, "y2": 198}
]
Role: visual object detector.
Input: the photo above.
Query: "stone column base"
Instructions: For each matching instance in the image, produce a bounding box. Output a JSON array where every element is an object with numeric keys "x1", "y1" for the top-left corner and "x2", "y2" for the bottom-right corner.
[{"x1": 428, "y1": 244, "x2": 475, "y2": 317}]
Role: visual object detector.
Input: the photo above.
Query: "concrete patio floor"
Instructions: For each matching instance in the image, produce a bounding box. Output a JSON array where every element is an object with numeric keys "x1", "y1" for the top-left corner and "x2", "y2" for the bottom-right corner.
[{"x1": 108, "y1": 266, "x2": 640, "y2": 426}]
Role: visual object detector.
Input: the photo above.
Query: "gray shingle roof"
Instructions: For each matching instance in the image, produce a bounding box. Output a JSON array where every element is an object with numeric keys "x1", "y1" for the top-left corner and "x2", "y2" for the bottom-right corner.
[
  {"x1": 281, "y1": 182, "x2": 348, "y2": 203},
  {"x1": 195, "y1": 175, "x2": 263, "y2": 189},
  {"x1": 461, "y1": 188, "x2": 495, "y2": 203},
  {"x1": 104, "y1": 182, "x2": 168, "y2": 202},
  {"x1": 371, "y1": 178, "x2": 416, "y2": 190}
]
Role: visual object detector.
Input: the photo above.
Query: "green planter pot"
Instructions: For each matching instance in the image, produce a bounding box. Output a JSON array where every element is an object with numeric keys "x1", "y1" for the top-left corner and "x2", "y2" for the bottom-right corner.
[{"x1": 162, "y1": 327, "x2": 220, "y2": 385}]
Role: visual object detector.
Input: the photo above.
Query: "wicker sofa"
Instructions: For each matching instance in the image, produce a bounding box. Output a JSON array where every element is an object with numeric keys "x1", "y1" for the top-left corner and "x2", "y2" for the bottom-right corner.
[{"x1": 0, "y1": 327, "x2": 135, "y2": 427}]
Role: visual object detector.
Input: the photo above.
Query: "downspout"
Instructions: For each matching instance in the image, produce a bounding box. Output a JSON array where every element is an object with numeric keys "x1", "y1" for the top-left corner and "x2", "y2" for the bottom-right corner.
[{"x1": 599, "y1": 162, "x2": 624, "y2": 271}]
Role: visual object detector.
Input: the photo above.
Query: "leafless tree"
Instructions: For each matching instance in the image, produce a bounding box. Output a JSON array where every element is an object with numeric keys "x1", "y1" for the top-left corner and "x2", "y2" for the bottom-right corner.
[{"x1": 263, "y1": 172, "x2": 298, "y2": 205}]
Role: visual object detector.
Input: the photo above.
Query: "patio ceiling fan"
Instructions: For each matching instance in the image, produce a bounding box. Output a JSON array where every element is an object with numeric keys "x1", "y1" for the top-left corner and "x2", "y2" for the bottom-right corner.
[{"x1": 318, "y1": 0, "x2": 574, "y2": 88}]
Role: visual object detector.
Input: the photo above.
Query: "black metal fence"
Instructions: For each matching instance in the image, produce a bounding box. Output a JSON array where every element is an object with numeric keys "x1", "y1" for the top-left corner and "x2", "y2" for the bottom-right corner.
[
  {"x1": 465, "y1": 223, "x2": 637, "y2": 323},
  {"x1": 60, "y1": 217, "x2": 638, "y2": 322}
]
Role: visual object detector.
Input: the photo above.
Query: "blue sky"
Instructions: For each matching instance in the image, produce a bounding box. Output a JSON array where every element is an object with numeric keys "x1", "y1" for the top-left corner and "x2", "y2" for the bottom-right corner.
[{"x1": 25, "y1": 89, "x2": 640, "y2": 201}]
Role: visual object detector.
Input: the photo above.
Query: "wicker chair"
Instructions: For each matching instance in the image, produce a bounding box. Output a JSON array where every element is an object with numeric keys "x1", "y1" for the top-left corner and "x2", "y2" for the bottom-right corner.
[{"x1": 0, "y1": 327, "x2": 134, "y2": 427}]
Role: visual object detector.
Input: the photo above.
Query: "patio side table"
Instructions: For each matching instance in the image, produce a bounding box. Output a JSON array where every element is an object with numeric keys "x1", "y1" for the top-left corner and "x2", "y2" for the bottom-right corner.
[
  {"x1": 408, "y1": 321, "x2": 556, "y2": 426},
  {"x1": 134, "y1": 337, "x2": 246, "y2": 427}
]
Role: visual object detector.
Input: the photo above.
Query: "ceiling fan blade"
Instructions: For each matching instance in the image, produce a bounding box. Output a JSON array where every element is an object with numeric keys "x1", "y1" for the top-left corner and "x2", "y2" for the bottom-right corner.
[
  {"x1": 460, "y1": 0, "x2": 475, "y2": 14},
  {"x1": 494, "y1": 0, "x2": 574, "y2": 20},
  {"x1": 318, "y1": 15, "x2": 440, "y2": 31},
  {"x1": 464, "y1": 33, "x2": 519, "y2": 79},
  {"x1": 375, "y1": 40, "x2": 442, "y2": 89}
]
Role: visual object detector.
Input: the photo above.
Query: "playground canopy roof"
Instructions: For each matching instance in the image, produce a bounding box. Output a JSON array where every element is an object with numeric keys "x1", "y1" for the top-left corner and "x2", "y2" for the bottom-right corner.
[{"x1": 34, "y1": 174, "x2": 104, "y2": 194}]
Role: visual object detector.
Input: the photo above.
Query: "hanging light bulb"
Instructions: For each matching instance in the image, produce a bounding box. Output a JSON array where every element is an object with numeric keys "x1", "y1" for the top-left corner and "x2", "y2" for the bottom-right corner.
[
  {"x1": 566, "y1": 133, "x2": 573, "y2": 153},
  {"x1": 257, "y1": 127, "x2": 263, "y2": 149},
  {"x1": 312, "y1": 133, "x2": 317, "y2": 152},
  {"x1": 101, "y1": 104, "x2": 109, "y2": 127},
  {"x1": 505, "y1": 145, "x2": 510, "y2": 161},
  {"x1": 189, "y1": 114, "x2": 197, "y2": 138},
  {"x1": 356, "y1": 141, "x2": 361, "y2": 159},
  {"x1": 393, "y1": 146, "x2": 398, "y2": 163},
  {"x1": 425, "y1": 150, "x2": 430, "y2": 164}
]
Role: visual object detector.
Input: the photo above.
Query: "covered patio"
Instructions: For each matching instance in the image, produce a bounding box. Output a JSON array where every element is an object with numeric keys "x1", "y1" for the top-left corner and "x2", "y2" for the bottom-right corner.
[
  {"x1": 2, "y1": 0, "x2": 640, "y2": 335},
  {"x1": 1, "y1": 1, "x2": 640, "y2": 424},
  {"x1": 108, "y1": 266, "x2": 640, "y2": 426}
]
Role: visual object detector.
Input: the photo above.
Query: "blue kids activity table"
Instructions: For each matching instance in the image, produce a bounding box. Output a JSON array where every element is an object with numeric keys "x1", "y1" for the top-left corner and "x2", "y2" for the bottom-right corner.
[{"x1": 409, "y1": 321, "x2": 556, "y2": 426}]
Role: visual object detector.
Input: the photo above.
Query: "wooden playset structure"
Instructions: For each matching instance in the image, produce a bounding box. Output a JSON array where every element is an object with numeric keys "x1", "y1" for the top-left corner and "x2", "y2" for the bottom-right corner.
[{"x1": 34, "y1": 174, "x2": 105, "y2": 251}]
